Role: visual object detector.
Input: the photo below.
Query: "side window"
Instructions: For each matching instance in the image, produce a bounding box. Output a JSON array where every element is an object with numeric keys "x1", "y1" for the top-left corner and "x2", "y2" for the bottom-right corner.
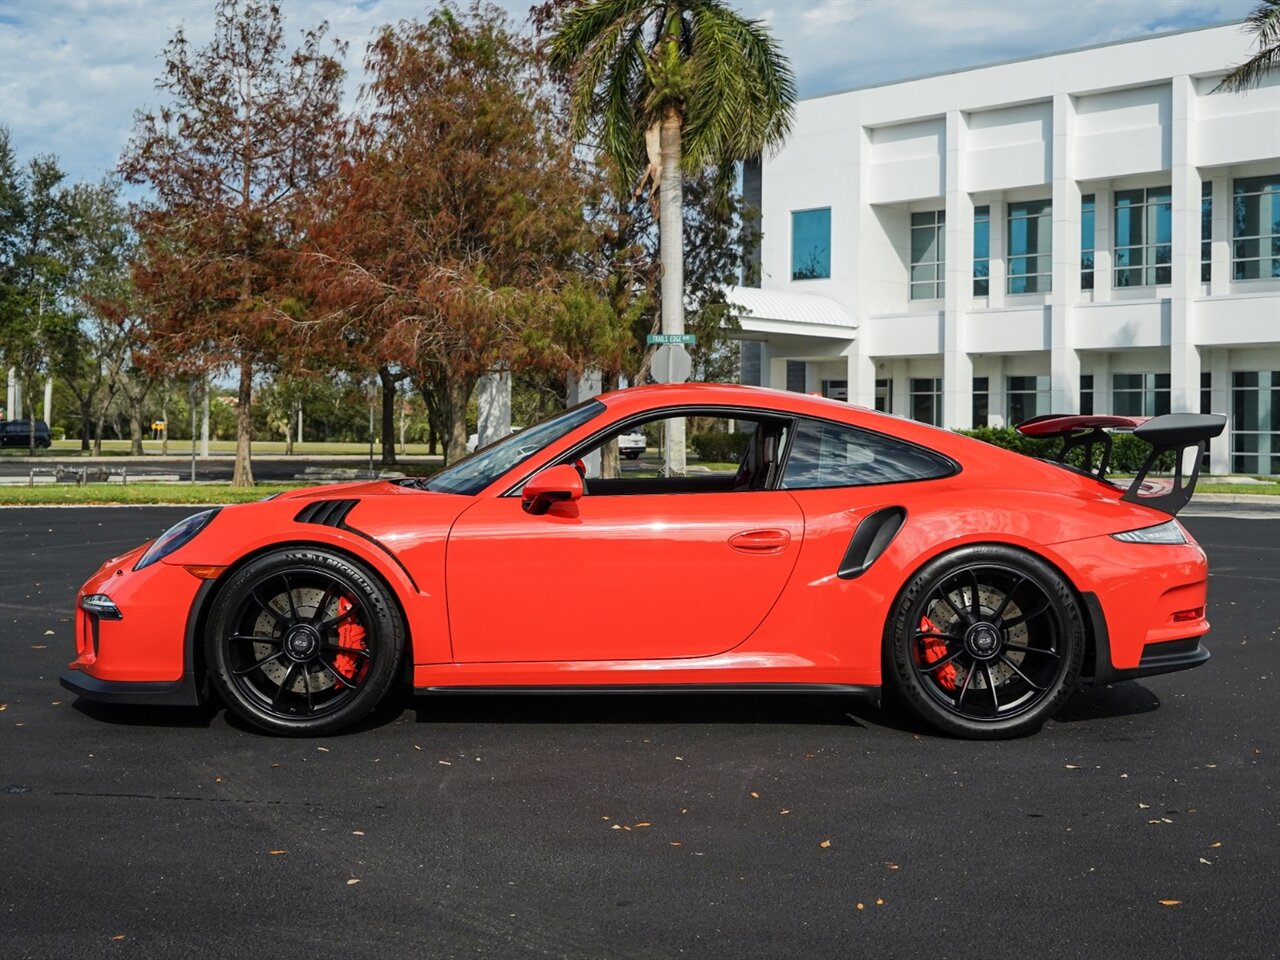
[
  {"x1": 782, "y1": 418, "x2": 953, "y2": 489},
  {"x1": 566, "y1": 412, "x2": 790, "y2": 495}
]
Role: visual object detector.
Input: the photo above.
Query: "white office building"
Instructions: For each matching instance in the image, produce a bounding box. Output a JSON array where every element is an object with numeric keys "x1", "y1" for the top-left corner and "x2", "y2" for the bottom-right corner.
[{"x1": 731, "y1": 21, "x2": 1280, "y2": 475}]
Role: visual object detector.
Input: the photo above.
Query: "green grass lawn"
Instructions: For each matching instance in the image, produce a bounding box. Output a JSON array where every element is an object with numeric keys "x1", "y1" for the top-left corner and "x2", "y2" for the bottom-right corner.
[
  {"x1": 0, "y1": 483, "x2": 307, "y2": 505},
  {"x1": 1197, "y1": 481, "x2": 1280, "y2": 496}
]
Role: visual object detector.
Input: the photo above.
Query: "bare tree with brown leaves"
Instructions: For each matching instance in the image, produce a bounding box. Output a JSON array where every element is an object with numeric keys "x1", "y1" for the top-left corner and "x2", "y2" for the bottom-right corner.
[
  {"x1": 120, "y1": 0, "x2": 347, "y2": 485},
  {"x1": 302, "y1": 2, "x2": 593, "y2": 464}
]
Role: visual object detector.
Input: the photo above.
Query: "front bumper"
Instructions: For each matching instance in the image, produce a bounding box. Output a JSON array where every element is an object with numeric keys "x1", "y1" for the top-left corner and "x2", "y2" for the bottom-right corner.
[{"x1": 62, "y1": 545, "x2": 211, "y2": 705}]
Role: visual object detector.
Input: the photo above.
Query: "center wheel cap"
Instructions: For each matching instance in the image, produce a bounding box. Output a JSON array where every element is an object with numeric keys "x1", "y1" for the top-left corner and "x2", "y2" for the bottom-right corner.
[
  {"x1": 284, "y1": 624, "x2": 320, "y2": 661},
  {"x1": 965, "y1": 622, "x2": 1001, "y2": 660}
]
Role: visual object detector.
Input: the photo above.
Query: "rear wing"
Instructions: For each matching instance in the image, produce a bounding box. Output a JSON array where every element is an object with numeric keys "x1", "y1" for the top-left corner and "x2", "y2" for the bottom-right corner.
[{"x1": 1016, "y1": 413, "x2": 1226, "y2": 516}]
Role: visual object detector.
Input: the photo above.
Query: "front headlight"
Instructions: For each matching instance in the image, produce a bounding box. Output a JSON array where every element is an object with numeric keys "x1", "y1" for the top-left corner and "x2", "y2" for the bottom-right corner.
[
  {"x1": 1111, "y1": 519, "x2": 1187, "y2": 545},
  {"x1": 134, "y1": 509, "x2": 220, "y2": 570}
]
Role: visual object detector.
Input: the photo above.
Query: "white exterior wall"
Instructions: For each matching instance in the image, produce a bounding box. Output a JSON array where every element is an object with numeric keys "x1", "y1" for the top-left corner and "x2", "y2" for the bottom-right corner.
[{"x1": 746, "y1": 21, "x2": 1280, "y2": 474}]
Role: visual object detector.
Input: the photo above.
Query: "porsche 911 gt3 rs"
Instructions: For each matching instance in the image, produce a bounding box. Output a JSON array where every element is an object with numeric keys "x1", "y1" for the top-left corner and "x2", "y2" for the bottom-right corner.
[{"x1": 61, "y1": 383, "x2": 1225, "y2": 739}]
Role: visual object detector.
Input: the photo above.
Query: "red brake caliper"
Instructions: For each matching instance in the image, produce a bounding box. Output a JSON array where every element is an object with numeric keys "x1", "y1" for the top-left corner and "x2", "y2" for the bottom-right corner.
[
  {"x1": 919, "y1": 615, "x2": 959, "y2": 691},
  {"x1": 333, "y1": 597, "x2": 367, "y2": 687}
]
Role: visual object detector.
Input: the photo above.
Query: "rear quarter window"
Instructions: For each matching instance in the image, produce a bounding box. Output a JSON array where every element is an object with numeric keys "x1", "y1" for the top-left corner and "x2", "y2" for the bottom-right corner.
[{"x1": 781, "y1": 417, "x2": 955, "y2": 489}]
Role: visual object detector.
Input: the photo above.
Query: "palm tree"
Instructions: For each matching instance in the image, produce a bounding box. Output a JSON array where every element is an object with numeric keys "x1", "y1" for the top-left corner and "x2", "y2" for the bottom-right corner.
[
  {"x1": 1218, "y1": 0, "x2": 1280, "y2": 92},
  {"x1": 549, "y1": 0, "x2": 795, "y2": 474}
]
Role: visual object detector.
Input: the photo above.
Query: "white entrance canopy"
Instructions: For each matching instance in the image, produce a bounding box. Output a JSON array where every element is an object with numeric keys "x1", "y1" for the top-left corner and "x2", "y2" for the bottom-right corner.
[{"x1": 725, "y1": 285, "x2": 858, "y2": 340}]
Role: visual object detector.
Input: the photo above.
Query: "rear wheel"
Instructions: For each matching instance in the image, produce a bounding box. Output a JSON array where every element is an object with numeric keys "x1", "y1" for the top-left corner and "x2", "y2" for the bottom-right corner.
[
  {"x1": 885, "y1": 545, "x2": 1084, "y2": 739},
  {"x1": 206, "y1": 548, "x2": 404, "y2": 736}
]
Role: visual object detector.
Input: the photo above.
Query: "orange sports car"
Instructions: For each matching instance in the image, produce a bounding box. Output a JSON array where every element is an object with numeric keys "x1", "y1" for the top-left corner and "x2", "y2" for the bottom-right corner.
[{"x1": 61, "y1": 383, "x2": 1225, "y2": 739}]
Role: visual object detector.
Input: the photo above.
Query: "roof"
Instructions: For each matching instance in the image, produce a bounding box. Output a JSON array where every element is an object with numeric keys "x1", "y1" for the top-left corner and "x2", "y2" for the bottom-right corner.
[
  {"x1": 803, "y1": 19, "x2": 1243, "y2": 102},
  {"x1": 725, "y1": 285, "x2": 857, "y2": 334}
]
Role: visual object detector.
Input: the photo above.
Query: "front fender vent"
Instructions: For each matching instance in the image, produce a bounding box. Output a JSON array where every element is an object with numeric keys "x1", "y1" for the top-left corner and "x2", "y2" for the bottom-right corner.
[{"x1": 294, "y1": 499, "x2": 358, "y2": 528}]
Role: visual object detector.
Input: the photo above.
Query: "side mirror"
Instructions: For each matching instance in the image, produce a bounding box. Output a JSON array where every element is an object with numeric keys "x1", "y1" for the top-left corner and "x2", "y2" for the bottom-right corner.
[{"x1": 522, "y1": 464, "x2": 584, "y2": 515}]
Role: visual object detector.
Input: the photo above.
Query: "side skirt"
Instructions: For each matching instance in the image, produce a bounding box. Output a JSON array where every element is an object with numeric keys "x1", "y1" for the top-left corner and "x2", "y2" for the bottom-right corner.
[{"x1": 416, "y1": 683, "x2": 879, "y2": 698}]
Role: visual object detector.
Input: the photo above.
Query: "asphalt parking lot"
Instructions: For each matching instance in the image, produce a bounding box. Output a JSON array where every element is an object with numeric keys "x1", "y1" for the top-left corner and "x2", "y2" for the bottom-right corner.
[{"x1": 1, "y1": 507, "x2": 1276, "y2": 960}]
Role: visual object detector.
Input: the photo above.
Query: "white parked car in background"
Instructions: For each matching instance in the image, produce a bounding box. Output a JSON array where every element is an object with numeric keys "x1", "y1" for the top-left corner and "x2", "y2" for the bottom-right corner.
[{"x1": 617, "y1": 429, "x2": 647, "y2": 460}]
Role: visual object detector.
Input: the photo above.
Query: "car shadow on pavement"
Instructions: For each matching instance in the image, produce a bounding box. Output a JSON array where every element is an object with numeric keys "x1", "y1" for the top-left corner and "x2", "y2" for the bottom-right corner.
[
  {"x1": 71, "y1": 698, "x2": 219, "y2": 729},
  {"x1": 1051, "y1": 682, "x2": 1162, "y2": 723},
  {"x1": 411, "y1": 691, "x2": 877, "y2": 729}
]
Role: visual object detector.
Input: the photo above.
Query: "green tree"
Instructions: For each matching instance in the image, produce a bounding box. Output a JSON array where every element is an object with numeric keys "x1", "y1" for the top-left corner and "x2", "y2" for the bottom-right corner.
[
  {"x1": 0, "y1": 137, "x2": 79, "y2": 453},
  {"x1": 1218, "y1": 0, "x2": 1280, "y2": 92},
  {"x1": 120, "y1": 0, "x2": 347, "y2": 485},
  {"x1": 548, "y1": 0, "x2": 794, "y2": 474}
]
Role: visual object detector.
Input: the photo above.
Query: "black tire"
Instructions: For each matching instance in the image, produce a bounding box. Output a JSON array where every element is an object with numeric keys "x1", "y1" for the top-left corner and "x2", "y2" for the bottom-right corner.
[
  {"x1": 623, "y1": 451, "x2": 641, "y2": 460},
  {"x1": 206, "y1": 547, "x2": 405, "y2": 736},
  {"x1": 884, "y1": 545, "x2": 1084, "y2": 739}
]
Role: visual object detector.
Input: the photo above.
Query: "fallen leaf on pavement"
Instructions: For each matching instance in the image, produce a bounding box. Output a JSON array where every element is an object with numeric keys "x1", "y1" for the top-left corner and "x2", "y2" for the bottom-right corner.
[
  {"x1": 750, "y1": 792, "x2": 759, "y2": 799},
  {"x1": 317, "y1": 746, "x2": 330, "y2": 752},
  {"x1": 1158, "y1": 899, "x2": 1181, "y2": 907},
  {"x1": 347, "y1": 878, "x2": 360, "y2": 886},
  {"x1": 875, "y1": 898, "x2": 884, "y2": 905},
  {"x1": 352, "y1": 831, "x2": 364, "y2": 836},
  {"x1": 270, "y1": 850, "x2": 287, "y2": 856},
  {"x1": 856, "y1": 902, "x2": 864, "y2": 910},
  {"x1": 885, "y1": 862, "x2": 899, "y2": 870},
  {"x1": 819, "y1": 840, "x2": 831, "y2": 849},
  {"x1": 1210, "y1": 841, "x2": 1222, "y2": 848},
  {"x1": 111, "y1": 934, "x2": 125, "y2": 941}
]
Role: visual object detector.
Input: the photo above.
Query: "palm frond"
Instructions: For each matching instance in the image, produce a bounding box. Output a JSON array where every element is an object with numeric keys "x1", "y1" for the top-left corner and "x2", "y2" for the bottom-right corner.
[{"x1": 1217, "y1": 0, "x2": 1280, "y2": 92}]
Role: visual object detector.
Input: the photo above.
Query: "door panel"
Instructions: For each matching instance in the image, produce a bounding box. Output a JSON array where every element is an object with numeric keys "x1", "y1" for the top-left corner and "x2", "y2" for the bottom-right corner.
[{"x1": 446, "y1": 492, "x2": 804, "y2": 663}]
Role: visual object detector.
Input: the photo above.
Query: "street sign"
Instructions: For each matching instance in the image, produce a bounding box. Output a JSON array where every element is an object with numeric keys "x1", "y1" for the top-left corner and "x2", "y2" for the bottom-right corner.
[
  {"x1": 647, "y1": 333, "x2": 696, "y2": 345},
  {"x1": 650, "y1": 344, "x2": 692, "y2": 384}
]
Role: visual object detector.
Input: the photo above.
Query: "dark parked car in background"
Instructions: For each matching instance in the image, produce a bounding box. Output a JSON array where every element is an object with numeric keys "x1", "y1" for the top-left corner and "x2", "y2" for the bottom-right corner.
[{"x1": 0, "y1": 419, "x2": 52, "y2": 448}]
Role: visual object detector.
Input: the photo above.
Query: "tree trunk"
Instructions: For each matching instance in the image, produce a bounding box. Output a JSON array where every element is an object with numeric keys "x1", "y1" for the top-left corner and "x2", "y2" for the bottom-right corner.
[
  {"x1": 379, "y1": 365, "x2": 398, "y2": 466},
  {"x1": 600, "y1": 370, "x2": 621, "y2": 479},
  {"x1": 128, "y1": 405, "x2": 144, "y2": 456},
  {"x1": 444, "y1": 372, "x2": 474, "y2": 466},
  {"x1": 232, "y1": 359, "x2": 254, "y2": 487},
  {"x1": 79, "y1": 396, "x2": 92, "y2": 452},
  {"x1": 427, "y1": 423, "x2": 437, "y2": 457},
  {"x1": 659, "y1": 104, "x2": 686, "y2": 476}
]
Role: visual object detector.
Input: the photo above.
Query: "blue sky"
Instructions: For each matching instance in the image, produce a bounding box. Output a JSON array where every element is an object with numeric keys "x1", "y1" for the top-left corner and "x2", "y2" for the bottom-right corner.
[{"x1": 0, "y1": 0, "x2": 1262, "y2": 186}]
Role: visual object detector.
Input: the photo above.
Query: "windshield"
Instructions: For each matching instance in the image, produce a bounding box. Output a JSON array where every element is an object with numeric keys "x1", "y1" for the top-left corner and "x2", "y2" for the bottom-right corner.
[{"x1": 424, "y1": 399, "x2": 605, "y2": 496}]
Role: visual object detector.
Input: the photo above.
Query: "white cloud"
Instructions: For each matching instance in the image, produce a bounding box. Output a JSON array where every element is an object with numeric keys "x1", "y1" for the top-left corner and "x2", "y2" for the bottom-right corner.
[{"x1": 0, "y1": 0, "x2": 1261, "y2": 186}]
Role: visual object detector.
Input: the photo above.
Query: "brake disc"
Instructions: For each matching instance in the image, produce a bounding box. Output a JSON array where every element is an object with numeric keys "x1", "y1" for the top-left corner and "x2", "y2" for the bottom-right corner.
[
  {"x1": 926, "y1": 586, "x2": 1028, "y2": 689},
  {"x1": 253, "y1": 586, "x2": 340, "y2": 692}
]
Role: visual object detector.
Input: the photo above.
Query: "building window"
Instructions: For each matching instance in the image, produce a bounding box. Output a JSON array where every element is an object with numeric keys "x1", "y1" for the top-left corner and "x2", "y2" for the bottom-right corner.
[
  {"x1": 1080, "y1": 374, "x2": 1094, "y2": 415},
  {"x1": 785, "y1": 360, "x2": 806, "y2": 392},
  {"x1": 1231, "y1": 371, "x2": 1279, "y2": 475},
  {"x1": 822, "y1": 379, "x2": 848, "y2": 401},
  {"x1": 1006, "y1": 375, "x2": 1049, "y2": 425},
  {"x1": 791, "y1": 208, "x2": 831, "y2": 280},
  {"x1": 972, "y1": 377, "x2": 989, "y2": 427},
  {"x1": 1081, "y1": 194, "x2": 1095, "y2": 291},
  {"x1": 1202, "y1": 182, "x2": 1212, "y2": 283},
  {"x1": 875, "y1": 378, "x2": 893, "y2": 414},
  {"x1": 910, "y1": 210, "x2": 945, "y2": 299},
  {"x1": 1008, "y1": 200, "x2": 1051, "y2": 293},
  {"x1": 973, "y1": 206, "x2": 990, "y2": 296},
  {"x1": 1113, "y1": 373, "x2": 1171, "y2": 417},
  {"x1": 910, "y1": 377, "x2": 942, "y2": 426},
  {"x1": 1115, "y1": 186, "x2": 1172, "y2": 287},
  {"x1": 1232, "y1": 175, "x2": 1280, "y2": 280}
]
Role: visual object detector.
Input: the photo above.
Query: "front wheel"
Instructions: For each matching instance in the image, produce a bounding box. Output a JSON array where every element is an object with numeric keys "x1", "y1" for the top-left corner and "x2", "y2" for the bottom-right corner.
[
  {"x1": 885, "y1": 546, "x2": 1084, "y2": 739},
  {"x1": 206, "y1": 548, "x2": 405, "y2": 736}
]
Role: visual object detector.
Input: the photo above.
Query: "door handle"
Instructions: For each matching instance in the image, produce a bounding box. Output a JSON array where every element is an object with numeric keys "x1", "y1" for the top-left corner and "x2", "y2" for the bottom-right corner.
[{"x1": 728, "y1": 529, "x2": 791, "y2": 554}]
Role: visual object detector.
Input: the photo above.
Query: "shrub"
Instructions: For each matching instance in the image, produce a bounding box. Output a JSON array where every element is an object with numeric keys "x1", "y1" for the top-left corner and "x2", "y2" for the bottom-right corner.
[
  {"x1": 955, "y1": 427, "x2": 1174, "y2": 474},
  {"x1": 689, "y1": 431, "x2": 749, "y2": 463}
]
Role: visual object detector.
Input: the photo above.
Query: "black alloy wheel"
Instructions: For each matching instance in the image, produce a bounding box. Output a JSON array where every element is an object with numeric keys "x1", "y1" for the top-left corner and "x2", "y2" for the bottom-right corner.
[
  {"x1": 886, "y1": 545, "x2": 1084, "y2": 739},
  {"x1": 206, "y1": 548, "x2": 404, "y2": 736}
]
